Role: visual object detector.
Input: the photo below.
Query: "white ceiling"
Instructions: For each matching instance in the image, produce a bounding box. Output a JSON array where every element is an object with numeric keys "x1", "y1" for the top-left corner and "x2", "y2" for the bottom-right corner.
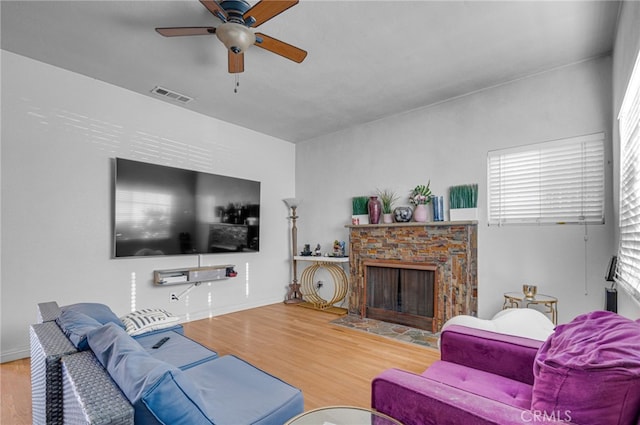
[{"x1": 1, "y1": 0, "x2": 620, "y2": 143}]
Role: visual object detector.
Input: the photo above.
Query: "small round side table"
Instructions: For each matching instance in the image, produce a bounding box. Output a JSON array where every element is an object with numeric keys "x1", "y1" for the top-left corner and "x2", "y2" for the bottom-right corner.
[{"x1": 503, "y1": 292, "x2": 558, "y2": 324}]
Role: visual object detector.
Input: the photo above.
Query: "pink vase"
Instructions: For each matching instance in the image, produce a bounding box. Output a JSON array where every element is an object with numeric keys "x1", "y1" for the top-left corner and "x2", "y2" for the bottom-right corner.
[
  {"x1": 413, "y1": 204, "x2": 428, "y2": 222},
  {"x1": 368, "y1": 196, "x2": 382, "y2": 224}
]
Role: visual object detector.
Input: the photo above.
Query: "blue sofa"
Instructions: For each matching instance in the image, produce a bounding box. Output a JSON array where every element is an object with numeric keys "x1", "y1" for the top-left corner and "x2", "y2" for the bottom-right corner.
[{"x1": 30, "y1": 302, "x2": 303, "y2": 425}]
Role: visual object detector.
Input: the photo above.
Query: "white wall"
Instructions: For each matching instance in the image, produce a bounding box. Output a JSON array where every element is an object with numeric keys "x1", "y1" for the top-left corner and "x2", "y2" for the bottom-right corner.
[
  {"x1": 296, "y1": 57, "x2": 616, "y2": 325},
  {"x1": 612, "y1": 1, "x2": 640, "y2": 318},
  {"x1": 1, "y1": 51, "x2": 296, "y2": 362}
]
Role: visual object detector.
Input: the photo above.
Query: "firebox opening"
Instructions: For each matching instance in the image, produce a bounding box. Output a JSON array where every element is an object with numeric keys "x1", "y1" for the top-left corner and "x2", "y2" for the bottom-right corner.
[{"x1": 364, "y1": 261, "x2": 438, "y2": 332}]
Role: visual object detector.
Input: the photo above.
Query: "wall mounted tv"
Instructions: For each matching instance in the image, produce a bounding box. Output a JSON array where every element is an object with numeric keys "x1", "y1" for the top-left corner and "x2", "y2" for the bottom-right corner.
[{"x1": 113, "y1": 158, "x2": 260, "y2": 258}]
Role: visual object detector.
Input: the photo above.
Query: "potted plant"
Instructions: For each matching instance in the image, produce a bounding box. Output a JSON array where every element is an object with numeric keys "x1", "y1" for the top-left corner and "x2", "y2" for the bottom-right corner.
[
  {"x1": 352, "y1": 196, "x2": 370, "y2": 225},
  {"x1": 449, "y1": 184, "x2": 478, "y2": 221},
  {"x1": 376, "y1": 189, "x2": 399, "y2": 223},
  {"x1": 410, "y1": 182, "x2": 431, "y2": 222}
]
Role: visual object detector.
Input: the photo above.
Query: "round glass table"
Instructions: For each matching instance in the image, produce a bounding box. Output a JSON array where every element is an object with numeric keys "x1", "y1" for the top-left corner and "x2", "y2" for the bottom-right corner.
[
  {"x1": 503, "y1": 292, "x2": 558, "y2": 324},
  {"x1": 285, "y1": 406, "x2": 402, "y2": 425}
]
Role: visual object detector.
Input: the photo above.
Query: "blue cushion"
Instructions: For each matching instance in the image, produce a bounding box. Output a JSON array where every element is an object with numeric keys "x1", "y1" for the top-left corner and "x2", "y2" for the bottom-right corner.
[
  {"x1": 87, "y1": 323, "x2": 212, "y2": 424},
  {"x1": 138, "y1": 368, "x2": 212, "y2": 425},
  {"x1": 183, "y1": 355, "x2": 304, "y2": 424},
  {"x1": 132, "y1": 324, "x2": 184, "y2": 337},
  {"x1": 61, "y1": 303, "x2": 125, "y2": 329},
  {"x1": 134, "y1": 330, "x2": 218, "y2": 370},
  {"x1": 55, "y1": 309, "x2": 103, "y2": 350}
]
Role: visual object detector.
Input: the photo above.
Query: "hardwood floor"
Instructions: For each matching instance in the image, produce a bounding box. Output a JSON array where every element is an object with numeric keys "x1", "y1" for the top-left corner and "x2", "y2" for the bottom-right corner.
[
  {"x1": 0, "y1": 356, "x2": 31, "y2": 425},
  {"x1": 1, "y1": 303, "x2": 439, "y2": 424},
  {"x1": 183, "y1": 303, "x2": 440, "y2": 410}
]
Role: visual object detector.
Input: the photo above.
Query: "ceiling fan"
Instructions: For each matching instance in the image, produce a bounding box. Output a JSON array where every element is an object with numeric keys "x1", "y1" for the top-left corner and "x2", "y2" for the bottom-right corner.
[{"x1": 156, "y1": 0, "x2": 307, "y2": 74}]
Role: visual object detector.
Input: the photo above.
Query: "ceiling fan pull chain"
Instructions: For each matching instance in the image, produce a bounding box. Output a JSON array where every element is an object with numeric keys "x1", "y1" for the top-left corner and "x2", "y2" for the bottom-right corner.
[{"x1": 234, "y1": 73, "x2": 240, "y2": 93}]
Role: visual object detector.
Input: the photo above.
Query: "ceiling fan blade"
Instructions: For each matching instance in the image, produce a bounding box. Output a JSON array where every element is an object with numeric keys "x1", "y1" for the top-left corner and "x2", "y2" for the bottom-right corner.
[
  {"x1": 244, "y1": 0, "x2": 298, "y2": 27},
  {"x1": 156, "y1": 27, "x2": 216, "y2": 37},
  {"x1": 228, "y1": 51, "x2": 245, "y2": 73},
  {"x1": 200, "y1": 0, "x2": 228, "y2": 22},
  {"x1": 254, "y1": 33, "x2": 307, "y2": 63}
]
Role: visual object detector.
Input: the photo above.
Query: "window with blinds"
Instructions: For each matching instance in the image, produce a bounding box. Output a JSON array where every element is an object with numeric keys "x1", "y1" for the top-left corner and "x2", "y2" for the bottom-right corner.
[
  {"x1": 487, "y1": 133, "x2": 605, "y2": 225},
  {"x1": 616, "y1": 50, "x2": 640, "y2": 303}
]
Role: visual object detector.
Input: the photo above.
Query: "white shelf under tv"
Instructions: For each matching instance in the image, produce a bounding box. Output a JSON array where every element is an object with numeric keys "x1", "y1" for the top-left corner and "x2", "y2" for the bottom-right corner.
[{"x1": 154, "y1": 264, "x2": 236, "y2": 286}]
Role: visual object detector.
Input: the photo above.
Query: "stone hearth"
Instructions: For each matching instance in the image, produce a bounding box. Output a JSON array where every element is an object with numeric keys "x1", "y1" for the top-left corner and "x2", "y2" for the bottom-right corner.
[{"x1": 347, "y1": 222, "x2": 477, "y2": 332}]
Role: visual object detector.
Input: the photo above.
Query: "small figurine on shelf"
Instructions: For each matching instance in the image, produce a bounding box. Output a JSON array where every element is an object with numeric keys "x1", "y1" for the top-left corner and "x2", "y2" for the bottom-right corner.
[
  {"x1": 314, "y1": 244, "x2": 322, "y2": 256},
  {"x1": 301, "y1": 244, "x2": 312, "y2": 256},
  {"x1": 333, "y1": 240, "x2": 344, "y2": 257},
  {"x1": 339, "y1": 241, "x2": 346, "y2": 257}
]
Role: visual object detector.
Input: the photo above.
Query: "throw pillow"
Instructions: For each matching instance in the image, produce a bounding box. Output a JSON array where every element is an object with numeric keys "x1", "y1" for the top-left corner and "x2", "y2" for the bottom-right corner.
[
  {"x1": 532, "y1": 310, "x2": 640, "y2": 425},
  {"x1": 120, "y1": 308, "x2": 180, "y2": 336},
  {"x1": 61, "y1": 302, "x2": 125, "y2": 329},
  {"x1": 55, "y1": 309, "x2": 103, "y2": 350}
]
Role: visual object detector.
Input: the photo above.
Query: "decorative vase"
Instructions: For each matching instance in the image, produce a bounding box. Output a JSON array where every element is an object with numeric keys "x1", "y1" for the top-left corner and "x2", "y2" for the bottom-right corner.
[
  {"x1": 393, "y1": 206, "x2": 413, "y2": 222},
  {"x1": 432, "y1": 195, "x2": 444, "y2": 221},
  {"x1": 368, "y1": 196, "x2": 382, "y2": 224},
  {"x1": 383, "y1": 213, "x2": 393, "y2": 224},
  {"x1": 523, "y1": 284, "x2": 537, "y2": 300},
  {"x1": 413, "y1": 204, "x2": 428, "y2": 222}
]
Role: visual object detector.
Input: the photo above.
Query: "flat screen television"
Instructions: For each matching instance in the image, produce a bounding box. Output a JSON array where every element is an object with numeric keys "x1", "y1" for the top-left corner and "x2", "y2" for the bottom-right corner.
[{"x1": 113, "y1": 158, "x2": 260, "y2": 257}]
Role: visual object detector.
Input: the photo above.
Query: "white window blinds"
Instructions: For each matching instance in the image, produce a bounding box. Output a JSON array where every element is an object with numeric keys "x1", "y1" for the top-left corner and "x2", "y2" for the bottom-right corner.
[
  {"x1": 487, "y1": 133, "x2": 605, "y2": 225},
  {"x1": 616, "y1": 50, "x2": 640, "y2": 303}
]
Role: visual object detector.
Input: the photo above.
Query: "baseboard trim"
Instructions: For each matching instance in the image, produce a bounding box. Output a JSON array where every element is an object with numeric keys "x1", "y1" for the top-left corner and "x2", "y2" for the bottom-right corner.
[{"x1": 1, "y1": 347, "x2": 30, "y2": 363}]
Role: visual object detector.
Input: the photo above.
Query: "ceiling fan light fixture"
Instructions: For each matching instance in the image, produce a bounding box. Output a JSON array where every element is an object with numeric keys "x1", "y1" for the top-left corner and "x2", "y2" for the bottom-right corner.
[
  {"x1": 216, "y1": 22, "x2": 255, "y2": 54},
  {"x1": 156, "y1": 0, "x2": 306, "y2": 74}
]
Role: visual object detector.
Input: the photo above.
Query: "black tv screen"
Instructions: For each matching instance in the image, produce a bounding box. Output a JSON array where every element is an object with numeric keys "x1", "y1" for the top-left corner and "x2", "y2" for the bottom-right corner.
[{"x1": 113, "y1": 158, "x2": 260, "y2": 257}]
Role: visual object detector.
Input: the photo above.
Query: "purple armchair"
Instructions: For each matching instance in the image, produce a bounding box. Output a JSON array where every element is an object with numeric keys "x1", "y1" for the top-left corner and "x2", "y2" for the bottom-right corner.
[{"x1": 372, "y1": 311, "x2": 640, "y2": 425}]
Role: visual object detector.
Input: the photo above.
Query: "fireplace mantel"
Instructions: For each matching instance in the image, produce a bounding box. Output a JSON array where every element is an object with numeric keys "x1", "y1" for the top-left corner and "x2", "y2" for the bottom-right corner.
[
  {"x1": 346, "y1": 220, "x2": 477, "y2": 229},
  {"x1": 347, "y1": 222, "x2": 477, "y2": 332}
]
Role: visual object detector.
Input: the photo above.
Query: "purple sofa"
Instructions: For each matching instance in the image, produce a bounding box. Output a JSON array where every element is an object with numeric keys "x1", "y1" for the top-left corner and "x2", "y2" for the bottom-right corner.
[{"x1": 372, "y1": 311, "x2": 640, "y2": 425}]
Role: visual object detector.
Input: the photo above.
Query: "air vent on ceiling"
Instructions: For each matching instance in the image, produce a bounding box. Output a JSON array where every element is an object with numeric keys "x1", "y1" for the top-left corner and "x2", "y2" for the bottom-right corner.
[{"x1": 151, "y1": 86, "x2": 193, "y2": 104}]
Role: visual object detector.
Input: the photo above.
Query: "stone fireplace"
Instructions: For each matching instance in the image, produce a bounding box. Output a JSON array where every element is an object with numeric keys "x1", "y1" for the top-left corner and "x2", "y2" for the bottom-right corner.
[{"x1": 347, "y1": 222, "x2": 477, "y2": 332}]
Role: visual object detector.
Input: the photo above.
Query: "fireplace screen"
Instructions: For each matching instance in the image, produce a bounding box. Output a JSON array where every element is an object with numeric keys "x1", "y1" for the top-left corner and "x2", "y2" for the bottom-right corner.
[{"x1": 365, "y1": 263, "x2": 437, "y2": 331}]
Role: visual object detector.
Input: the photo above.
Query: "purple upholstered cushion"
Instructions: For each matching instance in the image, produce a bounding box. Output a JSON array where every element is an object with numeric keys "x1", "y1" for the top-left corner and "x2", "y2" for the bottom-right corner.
[
  {"x1": 440, "y1": 324, "x2": 543, "y2": 385},
  {"x1": 372, "y1": 369, "x2": 541, "y2": 425},
  {"x1": 423, "y1": 361, "x2": 533, "y2": 409},
  {"x1": 532, "y1": 311, "x2": 640, "y2": 425}
]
